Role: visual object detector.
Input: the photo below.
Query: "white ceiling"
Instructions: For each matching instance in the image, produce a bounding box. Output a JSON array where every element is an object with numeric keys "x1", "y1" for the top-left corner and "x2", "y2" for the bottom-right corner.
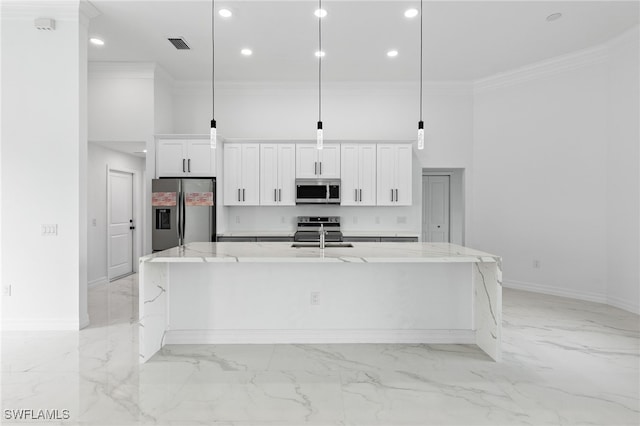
[
  {"x1": 88, "y1": 1, "x2": 639, "y2": 83},
  {"x1": 90, "y1": 140, "x2": 147, "y2": 157}
]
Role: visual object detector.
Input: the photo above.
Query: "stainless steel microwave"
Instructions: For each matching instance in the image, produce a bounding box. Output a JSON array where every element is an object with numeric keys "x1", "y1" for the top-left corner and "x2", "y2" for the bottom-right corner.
[{"x1": 295, "y1": 179, "x2": 341, "y2": 204}]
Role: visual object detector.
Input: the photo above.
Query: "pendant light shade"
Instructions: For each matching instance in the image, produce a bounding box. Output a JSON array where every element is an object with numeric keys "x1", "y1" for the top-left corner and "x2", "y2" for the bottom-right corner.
[
  {"x1": 316, "y1": 0, "x2": 323, "y2": 150},
  {"x1": 210, "y1": 0, "x2": 217, "y2": 149},
  {"x1": 417, "y1": 0, "x2": 424, "y2": 150}
]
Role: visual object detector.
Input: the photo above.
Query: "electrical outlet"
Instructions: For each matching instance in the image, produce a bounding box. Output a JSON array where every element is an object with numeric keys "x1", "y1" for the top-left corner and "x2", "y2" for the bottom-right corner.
[
  {"x1": 2, "y1": 285, "x2": 11, "y2": 297},
  {"x1": 41, "y1": 224, "x2": 58, "y2": 236},
  {"x1": 533, "y1": 260, "x2": 541, "y2": 269},
  {"x1": 310, "y1": 291, "x2": 320, "y2": 306}
]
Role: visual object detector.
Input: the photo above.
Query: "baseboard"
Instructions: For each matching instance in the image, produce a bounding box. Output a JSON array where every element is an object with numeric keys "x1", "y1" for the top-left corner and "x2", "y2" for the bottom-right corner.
[
  {"x1": 88, "y1": 277, "x2": 108, "y2": 288},
  {"x1": 504, "y1": 279, "x2": 608, "y2": 305},
  {"x1": 1, "y1": 318, "x2": 80, "y2": 331},
  {"x1": 607, "y1": 295, "x2": 640, "y2": 315},
  {"x1": 164, "y1": 329, "x2": 476, "y2": 345}
]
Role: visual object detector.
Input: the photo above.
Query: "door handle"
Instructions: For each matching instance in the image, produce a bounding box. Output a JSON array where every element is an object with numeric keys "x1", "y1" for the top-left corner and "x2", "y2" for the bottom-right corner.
[
  {"x1": 182, "y1": 159, "x2": 186, "y2": 172},
  {"x1": 129, "y1": 226, "x2": 136, "y2": 230},
  {"x1": 395, "y1": 189, "x2": 398, "y2": 202},
  {"x1": 359, "y1": 189, "x2": 362, "y2": 202},
  {"x1": 238, "y1": 188, "x2": 241, "y2": 202},
  {"x1": 319, "y1": 162, "x2": 322, "y2": 175},
  {"x1": 274, "y1": 188, "x2": 277, "y2": 202},
  {"x1": 188, "y1": 159, "x2": 191, "y2": 172},
  {"x1": 243, "y1": 188, "x2": 245, "y2": 201},
  {"x1": 278, "y1": 188, "x2": 281, "y2": 202},
  {"x1": 355, "y1": 189, "x2": 358, "y2": 202},
  {"x1": 314, "y1": 161, "x2": 317, "y2": 175}
]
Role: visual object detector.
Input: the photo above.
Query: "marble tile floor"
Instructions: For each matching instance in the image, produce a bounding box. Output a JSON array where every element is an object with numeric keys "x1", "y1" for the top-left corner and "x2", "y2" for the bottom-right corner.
[{"x1": 1, "y1": 274, "x2": 638, "y2": 426}]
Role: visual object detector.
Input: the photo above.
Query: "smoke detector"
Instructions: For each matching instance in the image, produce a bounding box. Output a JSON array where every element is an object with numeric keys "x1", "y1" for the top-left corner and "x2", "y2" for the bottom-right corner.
[
  {"x1": 168, "y1": 37, "x2": 190, "y2": 50},
  {"x1": 34, "y1": 18, "x2": 56, "y2": 31}
]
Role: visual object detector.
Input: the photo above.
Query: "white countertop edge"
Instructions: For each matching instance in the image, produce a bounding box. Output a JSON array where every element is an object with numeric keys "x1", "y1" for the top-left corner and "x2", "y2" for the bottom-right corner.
[{"x1": 142, "y1": 256, "x2": 498, "y2": 264}]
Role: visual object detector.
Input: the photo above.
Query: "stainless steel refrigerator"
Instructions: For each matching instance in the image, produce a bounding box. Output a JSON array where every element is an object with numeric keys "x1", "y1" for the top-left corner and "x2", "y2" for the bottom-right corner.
[{"x1": 152, "y1": 178, "x2": 216, "y2": 251}]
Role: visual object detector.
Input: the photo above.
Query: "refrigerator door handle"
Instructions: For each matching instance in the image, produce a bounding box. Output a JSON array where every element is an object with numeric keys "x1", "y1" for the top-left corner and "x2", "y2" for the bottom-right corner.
[{"x1": 182, "y1": 187, "x2": 186, "y2": 243}]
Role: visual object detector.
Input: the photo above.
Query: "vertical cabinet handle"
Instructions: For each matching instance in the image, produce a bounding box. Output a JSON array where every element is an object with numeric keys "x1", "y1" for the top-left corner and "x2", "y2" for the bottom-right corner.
[
  {"x1": 238, "y1": 188, "x2": 241, "y2": 202},
  {"x1": 360, "y1": 189, "x2": 362, "y2": 202},
  {"x1": 243, "y1": 188, "x2": 246, "y2": 201},
  {"x1": 274, "y1": 188, "x2": 277, "y2": 202},
  {"x1": 188, "y1": 159, "x2": 191, "y2": 172},
  {"x1": 319, "y1": 162, "x2": 322, "y2": 175},
  {"x1": 279, "y1": 189, "x2": 282, "y2": 202},
  {"x1": 395, "y1": 189, "x2": 398, "y2": 202},
  {"x1": 355, "y1": 189, "x2": 358, "y2": 202},
  {"x1": 314, "y1": 161, "x2": 317, "y2": 175},
  {"x1": 391, "y1": 189, "x2": 394, "y2": 202},
  {"x1": 183, "y1": 159, "x2": 186, "y2": 173}
]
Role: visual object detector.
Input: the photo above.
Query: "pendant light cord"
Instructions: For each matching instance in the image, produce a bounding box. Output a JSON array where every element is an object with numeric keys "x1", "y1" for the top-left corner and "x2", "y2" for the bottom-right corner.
[
  {"x1": 318, "y1": 0, "x2": 322, "y2": 122},
  {"x1": 419, "y1": 0, "x2": 423, "y2": 121},
  {"x1": 211, "y1": 0, "x2": 216, "y2": 119}
]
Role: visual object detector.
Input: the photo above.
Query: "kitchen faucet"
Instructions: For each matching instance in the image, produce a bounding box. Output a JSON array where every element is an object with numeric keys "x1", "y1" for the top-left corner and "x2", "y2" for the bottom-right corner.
[{"x1": 319, "y1": 223, "x2": 327, "y2": 249}]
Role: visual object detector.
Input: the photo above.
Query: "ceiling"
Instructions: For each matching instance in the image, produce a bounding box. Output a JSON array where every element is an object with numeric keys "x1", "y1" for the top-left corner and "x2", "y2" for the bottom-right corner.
[
  {"x1": 87, "y1": 1, "x2": 639, "y2": 83},
  {"x1": 90, "y1": 140, "x2": 147, "y2": 157}
]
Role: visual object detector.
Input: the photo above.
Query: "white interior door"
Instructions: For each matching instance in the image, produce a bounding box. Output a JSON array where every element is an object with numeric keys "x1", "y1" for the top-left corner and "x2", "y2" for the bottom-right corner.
[
  {"x1": 422, "y1": 175, "x2": 450, "y2": 242},
  {"x1": 109, "y1": 170, "x2": 133, "y2": 280}
]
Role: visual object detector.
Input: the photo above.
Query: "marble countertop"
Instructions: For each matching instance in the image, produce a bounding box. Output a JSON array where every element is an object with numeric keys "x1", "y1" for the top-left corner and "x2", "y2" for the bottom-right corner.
[
  {"x1": 142, "y1": 242, "x2": 499, "y2": 264},
  {"x1": 217, "y1": 231, "x2": 418, "y2": 238}
]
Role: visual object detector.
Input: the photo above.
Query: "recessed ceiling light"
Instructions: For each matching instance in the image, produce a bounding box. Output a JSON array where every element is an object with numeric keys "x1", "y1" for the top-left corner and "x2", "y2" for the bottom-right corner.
[
  {"x1": 404, "y1": 8, "x2": 419, "y2": 18},
  {"x1": 218, "y1": 8, "x2": 232, "y2": 18},
  {"x1": 89, "y1": 37, "x2": 104, "y2": 46},
  {"x1": 314, "y1": 9, "x2": 327, "y2": 18},
  {"x1": 387, "y1": 50, "x2": 398, "y2": 58},
  {"x1": 315, "y1": 51, "x2": 325, "y2": 58},
  {"x1": 241, "y1": 48, "x2": 252, "y2": 56},
  {"x1": 546, "y1": 12, "x2": 562, "y2": 22}
]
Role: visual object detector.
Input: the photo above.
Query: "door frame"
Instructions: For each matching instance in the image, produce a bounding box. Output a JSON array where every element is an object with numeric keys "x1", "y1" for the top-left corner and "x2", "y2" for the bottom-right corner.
[
  {"x1": 421, "y1": 168, "x2": 465, "y2": 245},
  {"x1": 106, "y1": 165, "x2": 141, "y2": 281}
]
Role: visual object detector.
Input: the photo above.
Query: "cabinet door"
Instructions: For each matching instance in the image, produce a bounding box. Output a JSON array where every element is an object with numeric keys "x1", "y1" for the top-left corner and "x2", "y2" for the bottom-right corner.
[
  {"x1": 157, "y1": 139, "x2": 187, "y2": 177},
  {"x1": 358, "y1": 144, "x2": 377, "y2": 205},
  {"x1": 340, "y1": 144, "x2": 359, "y2": 206},
  {"x1": 318, "y1": 144, "x2": 340, "y2": 178},
  {"x1": 376, "y1": 144, "x2": 396, "y2": 206},
  {"x1": 394, "y1": 144, "x2": 413, "y2": 206},
  {"x1": 260, "y1": 144, "x2": 279, "y2": 206},
  {"x1": 295, "y1": 144, "x2": 319, "y2": 178},
  {"x1": 186, "y1": 140, "x2": 216, "y2": 176},
  {"x1": 223, "y1": 144, "x2": 243, "y2": 205},
  {"x1": 277, "y1": 144, "x2": 296, "y2": 206},
  {"x1": 241, "y1": 144, "x2": 260, "y2": 205}
]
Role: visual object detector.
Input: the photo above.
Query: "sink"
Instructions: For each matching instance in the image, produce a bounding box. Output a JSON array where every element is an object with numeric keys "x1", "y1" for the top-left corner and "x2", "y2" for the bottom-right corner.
[{"x1": 291, "y1": 243, "x2": 354, "y2": 248}]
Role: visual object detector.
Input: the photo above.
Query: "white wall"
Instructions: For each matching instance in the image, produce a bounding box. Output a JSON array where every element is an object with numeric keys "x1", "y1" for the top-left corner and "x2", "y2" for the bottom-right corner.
[
  {"x1": 87, "y1": 144, "x2": 145, "y2": 286},
  {"x1": 173, "y1": 82, "x2": 474, "y2": 235},
  {"x1": 88, "y1": 62, "x2": 154, "y2": 143},
  {"x1": 1, "y1": 3, "x2": 86, "y2": 329},
  {"x1": 472, "y1": 33, "x2": 639, "y2": 313},
  {"x1": 606, "y1": 28, "x2": 640, "y2": 313}
]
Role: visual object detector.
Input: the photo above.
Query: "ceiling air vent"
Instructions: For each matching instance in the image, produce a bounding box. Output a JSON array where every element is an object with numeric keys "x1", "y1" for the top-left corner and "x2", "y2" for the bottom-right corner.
[{"x1": 168, "y1": 37, "x2": 190, "y2": 50}]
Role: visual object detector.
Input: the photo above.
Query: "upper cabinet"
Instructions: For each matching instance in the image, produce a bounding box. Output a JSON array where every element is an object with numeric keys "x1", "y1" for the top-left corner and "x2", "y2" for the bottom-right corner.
[
  {"x1": 223, "y1": 143, "x2": 260, "y2": 206},
  {"x1": 376, "y1": 144, "x2": 412, "y2": 206},
  {"x1": 295, "y1": 143, "x2": 340, "y2": 178},
  {"x1": 260, "y1": 144, "x2": 296, "y2": 206},
  {"x1": 156, "y1": 139, "x2": 216, "y2": 177},
  {"x1": 341, "y1": 144, "x2": 377, "y2": 206}
]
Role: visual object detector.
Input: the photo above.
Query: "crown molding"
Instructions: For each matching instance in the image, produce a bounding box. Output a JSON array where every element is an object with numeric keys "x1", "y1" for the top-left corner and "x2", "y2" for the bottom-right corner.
[
  {"x1": 88, "y1": 62, "x2": 156, "y2": 79},
  {"x1": 172, "y1": 80, "x2": 473, "y2": 96},
  {"x1": 1, "y1": 0, "x2": 81, "y2": 20},
  {"x1": 474, "y1": 43, "x2": 609, "y2": 94}
]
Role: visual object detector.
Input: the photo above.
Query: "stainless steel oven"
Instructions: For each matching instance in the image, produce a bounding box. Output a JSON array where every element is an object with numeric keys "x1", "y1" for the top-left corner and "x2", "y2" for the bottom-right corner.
[{"x1": 295, "y1": 179, "x2": 340, "y2": 204}]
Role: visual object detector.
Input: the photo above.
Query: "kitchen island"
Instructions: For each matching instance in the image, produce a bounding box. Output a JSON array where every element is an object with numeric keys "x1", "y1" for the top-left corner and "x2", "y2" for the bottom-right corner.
[{"x1": 139, "y1": 242, "x2": 502, "y2": 363}]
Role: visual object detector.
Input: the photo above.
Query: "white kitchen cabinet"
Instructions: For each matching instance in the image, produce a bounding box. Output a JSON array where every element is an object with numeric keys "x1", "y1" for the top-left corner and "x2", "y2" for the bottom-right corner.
[
  {"x1": 260, "y1": 144, "x2": 296, "y2": 206},
  {"x1": 376, "y1": 144, "x2": 412, "y2": 206},
  {"x1": 223, "y1": 143, "x2": 260, "y2": 206},
  {"x1": 340, "y1": 144, "x2": 376, "y2": 206},
  {"x1": 156, "y1": 138, "x2": 216, "y2": 177},
  {"x1": 295, "y1": 143, "x2": 340, "y2": 178}
]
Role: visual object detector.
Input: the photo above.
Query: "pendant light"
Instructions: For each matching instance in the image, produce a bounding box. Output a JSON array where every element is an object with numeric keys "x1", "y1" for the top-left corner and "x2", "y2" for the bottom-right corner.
[
  {"x1": 316, "y1": 0, "x2": 323, "y2": 150},
  {"x1": 417, "y1": 0, "x2": 424, "y2": 150},
  {"x1": 210, "y1": 0, "x2": 217, "y2": 149}
]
